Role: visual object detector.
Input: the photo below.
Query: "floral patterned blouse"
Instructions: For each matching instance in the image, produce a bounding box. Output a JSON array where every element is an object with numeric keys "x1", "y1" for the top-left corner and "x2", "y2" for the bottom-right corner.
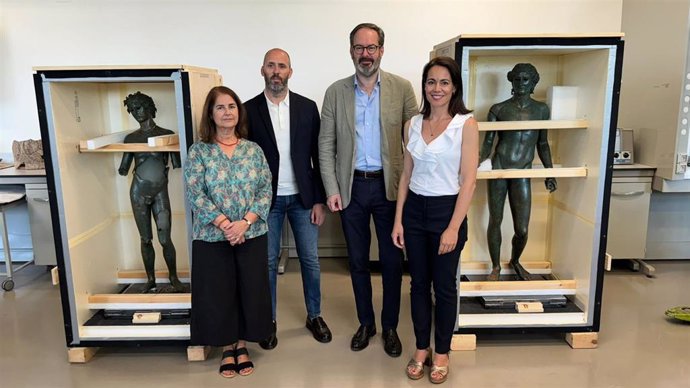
[{"x1": 184, "y1": 140, "x2": 272, "y2": 242}]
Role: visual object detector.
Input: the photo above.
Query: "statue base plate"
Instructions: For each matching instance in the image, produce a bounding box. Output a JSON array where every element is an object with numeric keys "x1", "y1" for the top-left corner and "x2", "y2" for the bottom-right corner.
[{"x1": 480, "y1": 295, "x2": 567, "y2": 309}]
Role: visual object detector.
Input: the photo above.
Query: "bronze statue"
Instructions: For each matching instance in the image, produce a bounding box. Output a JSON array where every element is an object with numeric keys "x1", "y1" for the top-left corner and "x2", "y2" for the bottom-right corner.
[
  {"x1": 118, "y1": 92, "x2": 185, "y2": 292},
  {"x1": 479, "y1": 64, "x2": 557, "y2": 281}
]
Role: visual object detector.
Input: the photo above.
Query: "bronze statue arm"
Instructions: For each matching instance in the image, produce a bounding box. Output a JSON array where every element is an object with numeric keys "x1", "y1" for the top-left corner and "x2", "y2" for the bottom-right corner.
[
  {"x1": 118, "y1": 152, "x2": 134, "y2": 176},
  {"x1": 171, "y1": 152, "x2": 181, "y2": 169},
  {"x1": 479, "y1": 131, "x2": 496, "y2": 162},
  {"x1": 537, "y1": 129, "x2": 557, "y2": 192},
  {"x1": 480, "y1": 107, "x2": 501, "y2": 162}
]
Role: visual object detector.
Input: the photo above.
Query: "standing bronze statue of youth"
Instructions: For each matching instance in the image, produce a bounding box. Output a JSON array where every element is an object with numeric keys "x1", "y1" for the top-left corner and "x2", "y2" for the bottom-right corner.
[
  {"x1": 118, "y1": 91, "x2": 185, "y2": 293},
  {"x1": 479, "y1": 63, "x2": 557, "y2": 281}
]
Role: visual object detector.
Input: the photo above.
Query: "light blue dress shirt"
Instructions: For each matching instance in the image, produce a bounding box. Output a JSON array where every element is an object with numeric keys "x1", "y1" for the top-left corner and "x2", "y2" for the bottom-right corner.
[{"x1": 354, "y1": 75, "x2": 382, "y2": 171}]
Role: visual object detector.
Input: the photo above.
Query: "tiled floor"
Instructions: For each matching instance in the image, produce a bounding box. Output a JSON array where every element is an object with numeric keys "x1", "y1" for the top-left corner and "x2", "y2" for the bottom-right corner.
[{"x1": 1, "y1": 259, "x2": 689, "y2": 387}]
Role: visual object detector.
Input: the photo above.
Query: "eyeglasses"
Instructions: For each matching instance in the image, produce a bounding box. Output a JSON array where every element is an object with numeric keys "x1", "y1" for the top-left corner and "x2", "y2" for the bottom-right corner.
[{"x1": 352, "y1": 45, "x2": 380, "y2": 55}]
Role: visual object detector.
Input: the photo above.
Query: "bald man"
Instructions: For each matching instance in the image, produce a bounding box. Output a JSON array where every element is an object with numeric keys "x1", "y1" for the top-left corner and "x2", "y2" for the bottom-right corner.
[{"x1": 245, "y1": 48, "x2": 331, "y2": 350}]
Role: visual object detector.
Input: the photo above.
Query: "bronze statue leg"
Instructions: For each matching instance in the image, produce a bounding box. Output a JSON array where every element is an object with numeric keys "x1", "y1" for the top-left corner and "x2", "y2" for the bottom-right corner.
[
  {"x1": 130, "y1": 185, "x2": 157, "y2": 292},
  {"x1": 487, "y1": 179, "x2": 508, "y2": 281},
  {"x1": 508, "y1": 178, "x2": 532, "y2": 280},
  {"x1": 152, "y1": 189, "x2": 185, "y2": 292}
]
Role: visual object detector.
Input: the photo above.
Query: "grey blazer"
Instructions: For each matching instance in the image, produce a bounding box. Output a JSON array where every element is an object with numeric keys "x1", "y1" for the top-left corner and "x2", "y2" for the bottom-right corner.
[{"x1": 318, "y1": 70, "x2": 418, "y2": 209}]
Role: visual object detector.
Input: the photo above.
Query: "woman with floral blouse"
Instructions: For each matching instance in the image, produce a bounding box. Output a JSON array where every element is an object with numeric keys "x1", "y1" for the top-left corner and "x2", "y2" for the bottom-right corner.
[{"x1": 184, "y1": 86, "x2": 272, "y2": 378}]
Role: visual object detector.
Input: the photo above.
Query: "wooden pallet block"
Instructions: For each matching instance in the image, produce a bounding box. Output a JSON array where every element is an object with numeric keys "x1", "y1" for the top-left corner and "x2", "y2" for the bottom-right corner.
[
  {"x1": 187, "y1": 346, "x2": 211, "y2": 361},
  {"x1": 450, "y1": 334, "x2": 476, "y2": 351},
  {"x1": 516, "y1": 301, "x2": 544, "y2": 313},
  {"x1": 68, "y1": 347, "x2": 99, "y2": 363},
  {"x1": 565, "y1": 332, "x2": 598, "y2": 349}
]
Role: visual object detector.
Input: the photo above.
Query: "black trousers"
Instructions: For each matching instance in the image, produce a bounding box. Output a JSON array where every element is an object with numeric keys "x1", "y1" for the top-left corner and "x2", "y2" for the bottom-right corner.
[
  {"x1": 340, "y1": 175, "x2": 403, "y2": 330},
  {"x1": 403, "y1": 191, "x2": 468, "y2": 354},
  {"x1": 190, "y1": 235, "x2": 272, "y2": 346}
]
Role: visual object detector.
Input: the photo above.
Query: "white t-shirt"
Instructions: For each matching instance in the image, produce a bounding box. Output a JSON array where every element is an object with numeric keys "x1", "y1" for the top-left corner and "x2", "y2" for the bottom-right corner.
[
  {"x1": 265, "y1": 92, "x2": 298, "y2": 196},
  {"x1": 407, "y1": 113, "x2": 472, "y2": 196}
]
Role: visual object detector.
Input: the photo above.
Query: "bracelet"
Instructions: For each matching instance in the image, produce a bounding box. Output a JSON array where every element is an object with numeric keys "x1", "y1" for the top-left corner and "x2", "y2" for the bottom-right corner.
[{"x1": 217, "y1": 218, "x2": 230, "y2": 228}]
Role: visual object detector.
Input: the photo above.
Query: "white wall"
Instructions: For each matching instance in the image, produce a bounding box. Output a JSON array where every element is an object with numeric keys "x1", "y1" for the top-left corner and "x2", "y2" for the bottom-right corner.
[{"x1": 0, "y1": 0, "x2": 622, "y2": 159}]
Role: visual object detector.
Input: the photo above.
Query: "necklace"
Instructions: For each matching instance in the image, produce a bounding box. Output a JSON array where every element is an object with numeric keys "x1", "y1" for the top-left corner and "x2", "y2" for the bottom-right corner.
[
  {"x1": 216, "y1": 136, "x2": 239, "y2": 146},
  {"x1": 427, "y1": 117, "x2": 452, "y2": 137}
]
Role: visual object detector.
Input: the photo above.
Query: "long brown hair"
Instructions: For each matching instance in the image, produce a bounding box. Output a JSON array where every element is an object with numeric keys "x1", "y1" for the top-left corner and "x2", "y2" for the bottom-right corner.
[
  {"x1": 198, "y1": 86, "x2": 248, "y2": 143},
  {"x1": 420, "y1": 56, "x2": 472, "y2": 119}
]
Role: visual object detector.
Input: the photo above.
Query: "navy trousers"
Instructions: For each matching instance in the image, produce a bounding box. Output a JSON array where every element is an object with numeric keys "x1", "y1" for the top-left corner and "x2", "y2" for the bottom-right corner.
[
  {"x1": 340, "y1": 175, "x2": 403, "y2": 330},
  {"x1": 403, "y1": 190, "x2": 468, "y2": 354}
]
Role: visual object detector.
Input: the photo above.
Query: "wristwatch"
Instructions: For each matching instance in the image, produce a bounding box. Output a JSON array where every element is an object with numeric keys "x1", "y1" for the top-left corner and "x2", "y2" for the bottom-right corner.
[{"x1": 242, "y1": 217, "x2": 252, "y2": 226}]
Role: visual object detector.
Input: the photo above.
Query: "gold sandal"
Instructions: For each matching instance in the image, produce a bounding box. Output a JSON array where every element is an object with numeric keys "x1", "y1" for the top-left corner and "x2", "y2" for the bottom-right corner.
[
  {"x1": 405, "y1": 348, "x2": 431, "y2": 380},
  {"x1": 429, "y1": 353, "x2": 449, "y2": 384}
]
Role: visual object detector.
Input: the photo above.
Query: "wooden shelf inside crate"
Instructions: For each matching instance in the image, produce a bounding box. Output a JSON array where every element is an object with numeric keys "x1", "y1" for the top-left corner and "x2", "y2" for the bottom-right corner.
[
  {"x1": 88, "y1": 293, "x2": 191, "y2": 310},
  {"x1": 79, "y1": 132, "x2": 180, "y2": 153},
  {"x1": 118, "y1": 269, "x2": 190, "y2": 284},
  {"x1": 461, "y1": 261, "x2": 551, "y2": 275},
  {"x1": 477, "y1": 167, "x2": 587, "y2": 180},
  {"x1": 478, "y1": 119, "x2": 588, "y2": 132},
  {"x1": 459, "y1": 279, "x2": 576, "y2": 297},
  {"x1": 79, "y1": 144, "x2": 180, "y2": 153}
]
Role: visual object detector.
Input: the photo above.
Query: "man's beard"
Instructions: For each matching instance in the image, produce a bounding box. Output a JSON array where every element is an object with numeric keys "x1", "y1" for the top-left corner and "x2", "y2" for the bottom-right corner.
[
  {"x1": 265, "y1": 75, "x2": 288, "y2": 94},
  {"x1": 355, "y1": 57, "x2": 381, "y2": 77}
]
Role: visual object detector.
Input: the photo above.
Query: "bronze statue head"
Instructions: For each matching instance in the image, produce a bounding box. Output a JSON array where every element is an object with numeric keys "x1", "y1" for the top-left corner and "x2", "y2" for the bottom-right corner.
[
  {"x1": 124, "y1": 91, "x2": 157, "y2": 118},
  {"x1": 507, "y1": 63, "x2": 540, "y2": 95}
]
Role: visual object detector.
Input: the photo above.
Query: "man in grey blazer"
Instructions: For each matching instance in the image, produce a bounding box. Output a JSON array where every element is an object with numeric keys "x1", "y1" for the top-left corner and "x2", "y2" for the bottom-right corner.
[{"x1": 319, "y1": 22, "x2": 418, "y2": 357}]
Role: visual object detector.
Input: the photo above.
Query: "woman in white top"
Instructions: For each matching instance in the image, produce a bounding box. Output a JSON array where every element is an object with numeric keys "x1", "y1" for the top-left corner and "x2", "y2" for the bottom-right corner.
[{"x1": 392, "y1": 56, "x2": 478, "y2": 384}]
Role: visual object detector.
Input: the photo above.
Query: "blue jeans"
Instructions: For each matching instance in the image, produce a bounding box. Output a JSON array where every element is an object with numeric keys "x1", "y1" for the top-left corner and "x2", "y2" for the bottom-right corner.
[{"x1": 267, "y1": 194, "x2": 321, "y2": 320}]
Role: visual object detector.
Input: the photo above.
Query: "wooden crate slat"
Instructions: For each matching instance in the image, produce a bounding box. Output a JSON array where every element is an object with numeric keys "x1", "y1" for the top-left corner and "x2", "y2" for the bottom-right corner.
[
  {"x1": 478, "y1": 119, "x2": 588, "y2": 131},
  {"x1": 477, "y1": 167, "x2": 587, "y2": 180}
]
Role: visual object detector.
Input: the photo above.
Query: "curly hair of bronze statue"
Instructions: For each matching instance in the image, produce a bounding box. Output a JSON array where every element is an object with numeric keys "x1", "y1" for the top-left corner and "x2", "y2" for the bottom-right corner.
[{"x1": 123, "y1": 91, "x2": 157, "y2": 118}]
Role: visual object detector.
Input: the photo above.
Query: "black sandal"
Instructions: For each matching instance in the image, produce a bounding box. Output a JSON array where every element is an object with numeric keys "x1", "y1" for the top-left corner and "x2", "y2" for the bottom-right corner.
[
  {"x1": 218, "y1": 348, "x2": 237, "y2": 378},
  {"x1": 234, "y1": 347, "x2": 254, "y2": 376}
]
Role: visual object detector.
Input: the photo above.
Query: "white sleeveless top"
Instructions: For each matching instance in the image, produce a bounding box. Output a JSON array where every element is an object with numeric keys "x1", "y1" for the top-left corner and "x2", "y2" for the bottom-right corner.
[{"x1": 407, "y1": 113, "x2": 472, "y2": 196}]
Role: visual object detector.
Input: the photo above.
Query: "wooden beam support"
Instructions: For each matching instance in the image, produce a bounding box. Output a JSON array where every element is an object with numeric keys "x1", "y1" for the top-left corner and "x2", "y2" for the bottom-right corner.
[
  {"x1": 67, "y1": 347, "x2": 99, "y2": 363},
  {"x1": 477, "y1": 167, "x2": 587, "y2": 180},
  {"x1": 478, "y1": 119, "x2": 588, "y2": 131},
  {"x1": 461, "y1": 279, "x2": 576, "y2": 293},
  {"x1": 565, "y1": 332, "x2": 598, "y2": 349},
  {"x1": 148, "y1": 134, "x2": 179, "y2": 147},
  {"x1": 88, "y1": 293, "x2": 190, "y2": 304},
  {"x1": 79, "y1": 143, "x2": 179, "y2": 153},
  {"x1": 80, "y1": 130, "x2": 134, "y2": 150},
  {"x1": 187, "y1": 346, "x2": 211, "y2": 362},
  {"x1": 450, "y1": 334, "x2": 476, "y2": 351}
]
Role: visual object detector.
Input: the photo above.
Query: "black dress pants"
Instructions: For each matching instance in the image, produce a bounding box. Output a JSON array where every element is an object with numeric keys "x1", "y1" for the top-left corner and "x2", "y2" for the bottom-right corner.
[
  {"x1": 403, "y1": 190, "x2": 468, "y2": 354},
  {"x1": 190, "y1": 235, "x2": 272, "y2": 346}
]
